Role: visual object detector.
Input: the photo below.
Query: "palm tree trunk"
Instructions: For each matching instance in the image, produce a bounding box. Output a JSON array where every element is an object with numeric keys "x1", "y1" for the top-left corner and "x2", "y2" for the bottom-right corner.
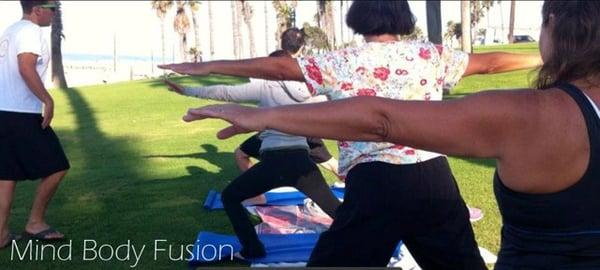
[
  {"x1": 51, "y1": 0, "x2": 68, "y2": 89},
  {"x1": 426, "y1": 0, "x2": 442, "y2": 44},
  {"x1": 208, "y1": 1, "x2": 215, "y2": 60},
  {"x1": 264, "y1": 1, "x2": 269, "y2": 55},
  {"x1": 161, "y1": 20, "x2": 166, "y2": 64},
  {"x1": 327, "y1": 1, "x2": 335, "y2": 49},
  {"x1": 191, "y1": 8, "x2": 200, "y2": 56},
  {"x1": 241, "y1": 1, "x2": 256, "y2": 57},
  {"x1": 508, "y1": 0, "x2": 516, "y2": 44},
  {"x1": 460, "y1": 0, "x2": 472, "y2": 53},
  {"x1": 317, "y1": 0, "x2": 334, "y2": 50},
  {"x1": 339, "y1": 0, "x2": 344, "y2": 45},
  {"x1": 231, "y1": 1, "x2": 240, "y2": 59}
]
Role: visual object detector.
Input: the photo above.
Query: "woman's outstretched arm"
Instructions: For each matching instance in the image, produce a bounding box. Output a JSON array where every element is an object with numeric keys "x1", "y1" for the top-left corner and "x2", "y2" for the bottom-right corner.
[
  {"x1": 158, "y1": 57, "x2": 304, "y2": 81},
  {"x1": 183, "y1": 89, "x2": 540, "y2": 159}
]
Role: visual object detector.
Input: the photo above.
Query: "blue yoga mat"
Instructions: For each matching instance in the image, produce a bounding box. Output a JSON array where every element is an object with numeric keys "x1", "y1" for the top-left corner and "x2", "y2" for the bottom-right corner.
[
  {"x1": 203, "y1": 187, "x2": 345, "y2": 210},
  {"x1": 188, "y1": 231, "x2": 402, "y2": 265}
]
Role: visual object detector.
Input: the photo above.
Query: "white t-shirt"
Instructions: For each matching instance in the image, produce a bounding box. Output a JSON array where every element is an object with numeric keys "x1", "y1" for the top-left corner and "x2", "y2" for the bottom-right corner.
[{"x1": 0, "y1": 20, "x2": 50, "y2": 114}]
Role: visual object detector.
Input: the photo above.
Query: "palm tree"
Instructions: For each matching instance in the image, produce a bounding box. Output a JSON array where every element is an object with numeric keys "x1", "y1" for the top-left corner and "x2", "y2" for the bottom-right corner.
[
  {"x1": 241, "y1": 1, "x2": 256, "y2": 57},
  {"x1": 231, "y1": 1, "x2": 242, "y2": 59},
  {"x1": 151, "y1": 0, "x2": 173, "y2": 65},
  {"x1": 317, "y1": 0, "x2": 335, "y2": 49},
  {"x1": 208, "y1": 1, "x2": 215, "y2": 59},
  {"x1": 187, "y1": 0, "x2": 201, "y2": 59},
  {"x1": 508, "y1": 0, "x2": 516, "y2": 43},
  {"x1": 264, "y1": 1, "x2": 269, "y2": 55},
  {"x1": 272, "y1": 1, "x2": 297, "y2": 48},
  {"x1": 444, "y1": 21, "x2": 462, "y2": 47},
  {"x1": 173, "y1": 0, "x2": 191, "y2": 62},
  {"x1": 426, "y1": 0, "x2": 442, "y2": 44},
  {"x1": 339, "y1": 0, "x2": 344, "y2": 44},
  {"x1": 51, "y1": 0, "x2": 67, "y2": 89},
  {"x1": 460, "y1": 0, "x2": 472, "y2": 53}
]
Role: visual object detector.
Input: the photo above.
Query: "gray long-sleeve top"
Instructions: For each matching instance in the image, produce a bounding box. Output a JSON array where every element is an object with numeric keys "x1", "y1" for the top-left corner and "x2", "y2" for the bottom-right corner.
[{"x1": 183, "y1": 79, "x2": 327, "y2": 152}]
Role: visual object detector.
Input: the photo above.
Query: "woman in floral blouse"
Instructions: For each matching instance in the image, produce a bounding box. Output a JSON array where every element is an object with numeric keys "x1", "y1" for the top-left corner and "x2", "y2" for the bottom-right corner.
[{"x1": 160, "y1": 1, "x2": 540, "y2": 267}]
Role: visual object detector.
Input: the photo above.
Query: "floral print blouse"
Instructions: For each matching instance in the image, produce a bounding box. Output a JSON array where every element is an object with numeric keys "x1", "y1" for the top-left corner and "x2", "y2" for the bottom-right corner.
[{"x1": 297, "y1": 40, "x2": 469, "y2": 176}]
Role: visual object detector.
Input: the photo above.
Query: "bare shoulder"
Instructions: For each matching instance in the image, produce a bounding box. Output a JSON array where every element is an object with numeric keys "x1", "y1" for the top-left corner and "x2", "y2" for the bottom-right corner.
[{"x1": 496, "y1": 87, "x2": 590, "y2": 193}]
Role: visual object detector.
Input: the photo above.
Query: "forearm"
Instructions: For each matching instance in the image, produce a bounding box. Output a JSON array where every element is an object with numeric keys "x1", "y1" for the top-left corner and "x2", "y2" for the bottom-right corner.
[
  {"x1": 261, "y1": 97, "x2": 394, "y2": 143},
  {"x1": 19, "y1": 67, "x2": 52, "y2": 105},
  {"x1": 258, "y1": 94, "x2": 519, "y2": 158},
  {"x1": 183, "y1": 81, "x2": 262, "y2": 102},
  {"x1": 183, "y1": 86, "x2": 237, "y2": 102},
  {"x1": 205, "y1": 57, "x2": 305, "y2": 81},
  {"x1": 466, "y1": 52, "x2": 541, "y2": 75}
]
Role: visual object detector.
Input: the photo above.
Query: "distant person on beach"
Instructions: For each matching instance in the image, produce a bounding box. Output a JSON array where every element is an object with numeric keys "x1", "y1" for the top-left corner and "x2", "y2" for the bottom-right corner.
[{"x1": 0, "y1": 0, "x2": 69, "y2": 249}]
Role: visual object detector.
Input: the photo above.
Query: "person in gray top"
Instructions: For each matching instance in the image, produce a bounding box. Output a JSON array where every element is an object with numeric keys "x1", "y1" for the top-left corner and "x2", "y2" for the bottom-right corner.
[{"x1": 163, "y1": 50, "x2": 340, "y2": 259}]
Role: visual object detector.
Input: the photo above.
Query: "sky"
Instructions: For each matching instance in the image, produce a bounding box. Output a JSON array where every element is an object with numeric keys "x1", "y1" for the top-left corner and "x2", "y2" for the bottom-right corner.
[{"x1": 0, "y1": 1, "x2": 543, "y2": 62}]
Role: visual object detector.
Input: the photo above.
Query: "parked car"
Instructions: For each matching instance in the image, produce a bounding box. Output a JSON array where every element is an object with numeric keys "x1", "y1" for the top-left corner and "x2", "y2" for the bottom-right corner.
[{"x1": 512, "y1": 35, "x2": 536, "y2": 43}]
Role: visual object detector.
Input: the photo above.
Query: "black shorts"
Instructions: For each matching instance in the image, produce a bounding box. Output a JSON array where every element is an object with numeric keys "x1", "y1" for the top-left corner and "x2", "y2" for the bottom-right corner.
[
  {"x1": 0, "y1": 111, "x2": 70, "y2": 181},
  {"x1": 239, "y1": 134, "x2": 333, "y2": 163}
]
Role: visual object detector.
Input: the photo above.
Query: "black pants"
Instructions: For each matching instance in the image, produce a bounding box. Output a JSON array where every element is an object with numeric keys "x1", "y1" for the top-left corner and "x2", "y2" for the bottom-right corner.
[
  {"x1": 307, "y1": 157, "x2": 486, "y2": 269},
  {"x1": 221, "y1": 148, "x2": 341, "y2": 258}
]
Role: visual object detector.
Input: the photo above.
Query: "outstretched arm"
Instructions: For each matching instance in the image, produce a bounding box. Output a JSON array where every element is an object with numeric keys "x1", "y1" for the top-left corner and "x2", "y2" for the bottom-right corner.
[
  {"x1": 183, "y1": 90, "x2": 540, "y2": 159},
  {"x1": 465, "y1": 52, "x2": 541, "y2": 76},
  {"x1": 163, "y1": 79, "x2": 264, "y2": 103},
  {"x1": 158, "y1": 57, "x2": 304, "y2": 81}
]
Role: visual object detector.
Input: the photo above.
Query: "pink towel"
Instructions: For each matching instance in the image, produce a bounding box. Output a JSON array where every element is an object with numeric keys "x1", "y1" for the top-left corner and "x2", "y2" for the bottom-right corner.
[{"x1": 254, "y1": 203, "x2": 333, "y2": 234}]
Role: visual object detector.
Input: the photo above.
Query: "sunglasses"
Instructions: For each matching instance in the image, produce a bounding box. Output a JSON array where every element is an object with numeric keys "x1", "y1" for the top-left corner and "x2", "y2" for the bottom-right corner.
[{"x1": 39, "y1": 4, "x2": 57, "y2": 12}]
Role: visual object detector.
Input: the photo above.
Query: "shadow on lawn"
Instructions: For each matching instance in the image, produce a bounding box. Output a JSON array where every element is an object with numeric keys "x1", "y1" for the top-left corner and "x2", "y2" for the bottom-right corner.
[
  {"x1": 0, "y1": 86, "x2": 233, "y2": 269},
  {"x1": 144, "y1": 144, "x2": 236, "y2": 174}
]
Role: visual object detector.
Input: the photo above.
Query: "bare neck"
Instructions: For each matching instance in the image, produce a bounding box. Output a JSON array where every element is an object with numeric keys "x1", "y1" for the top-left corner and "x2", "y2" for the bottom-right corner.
[
  {"x1": 363, "y1": 34, "x2": 400, "y2": 43},
  {"x1": 21, "y1": 14, "x2": 40, "y2": 26}
]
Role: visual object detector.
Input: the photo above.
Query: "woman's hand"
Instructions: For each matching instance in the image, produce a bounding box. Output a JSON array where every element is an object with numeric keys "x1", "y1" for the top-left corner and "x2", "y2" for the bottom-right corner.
[
  {"x1": 183, "y1": 104, "x2": 267, "y2": 139},
  {"x1": 158, "y1": 63, "x2": 211, "y2": 76},
  {"x1": 163, "y1": 79, "x2": 185, "y2": 95}
]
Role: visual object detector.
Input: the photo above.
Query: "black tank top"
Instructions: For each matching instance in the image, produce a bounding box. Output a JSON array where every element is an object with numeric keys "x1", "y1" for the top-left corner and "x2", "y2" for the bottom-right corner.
[{"x1": 494, "y1": 82, "x2": 600, "y2": 258}]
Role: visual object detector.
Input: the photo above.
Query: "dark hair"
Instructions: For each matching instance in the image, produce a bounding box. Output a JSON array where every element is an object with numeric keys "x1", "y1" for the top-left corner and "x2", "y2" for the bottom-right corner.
[
  {"x1": 268, "y1": 50, "x2": 291, "y2": 58},
  {"x1": 20, "y1": 1, "x2": 49, "y2": 14},
  {"x1": 346, "y1": 0, "x2": 415, "y2": 36},
  {"x1": 536, "y1": 0, "x2": 600, "y2": 89},
  {"x1": 280, "y1": 27, "x2": 305, "y2": 54}
]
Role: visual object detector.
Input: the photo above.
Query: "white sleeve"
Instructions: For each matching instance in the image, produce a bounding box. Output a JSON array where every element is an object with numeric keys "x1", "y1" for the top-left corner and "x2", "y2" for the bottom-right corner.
[
  {"x1": 15, "y1": 25, "x2": 42, "y2": 56},
  {"x1": 182, "y1": 79, "x2": 265, "y2": 102}
]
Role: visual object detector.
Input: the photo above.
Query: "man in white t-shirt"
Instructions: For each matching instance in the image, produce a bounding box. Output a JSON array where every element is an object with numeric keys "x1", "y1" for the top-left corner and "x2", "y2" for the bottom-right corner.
[{"x1": 0, "y1": 0, "x2": 69, "y2": 249}]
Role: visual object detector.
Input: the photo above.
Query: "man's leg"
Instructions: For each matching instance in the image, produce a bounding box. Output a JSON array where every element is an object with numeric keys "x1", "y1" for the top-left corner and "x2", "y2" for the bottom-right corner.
[
  {"x1": 25, "y1": 170, "x2": 67, "y2": 239},
  {"x1": 0, "y1": 180, "x2": 16, "y2": 246}
]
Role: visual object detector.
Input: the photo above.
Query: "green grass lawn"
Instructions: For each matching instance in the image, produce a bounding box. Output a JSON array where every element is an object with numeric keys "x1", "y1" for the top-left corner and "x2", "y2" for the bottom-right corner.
[{"x1": 0, "y1": 43, "x2": 540, "y2": 269}]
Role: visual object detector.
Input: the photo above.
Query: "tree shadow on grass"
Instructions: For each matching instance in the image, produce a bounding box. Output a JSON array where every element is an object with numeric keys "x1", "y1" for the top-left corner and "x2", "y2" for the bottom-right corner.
[
  {"x1": 0, "y1": 86, "x2": 238, "y2": 269},
  {"x1": 144, "y1": 144, "x2": 236, "y2": 174}
]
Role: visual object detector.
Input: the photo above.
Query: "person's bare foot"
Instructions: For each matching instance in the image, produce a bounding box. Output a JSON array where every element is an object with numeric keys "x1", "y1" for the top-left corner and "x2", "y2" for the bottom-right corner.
[
  {"x1": 0, "y1": 232, "x2": 22, "y2": 249},
  {"x1": 24, "y1": 222, "x2": 64, "y2": 240}
]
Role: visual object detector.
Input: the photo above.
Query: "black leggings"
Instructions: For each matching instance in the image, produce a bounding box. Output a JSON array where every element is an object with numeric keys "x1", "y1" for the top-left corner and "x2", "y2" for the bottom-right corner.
[
  {"x1": 221, "y1": 148, "x2": 340, "y2": 258},
  {"x1": 307, "y1": 157, "x2": 486, "y2": 269}
]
